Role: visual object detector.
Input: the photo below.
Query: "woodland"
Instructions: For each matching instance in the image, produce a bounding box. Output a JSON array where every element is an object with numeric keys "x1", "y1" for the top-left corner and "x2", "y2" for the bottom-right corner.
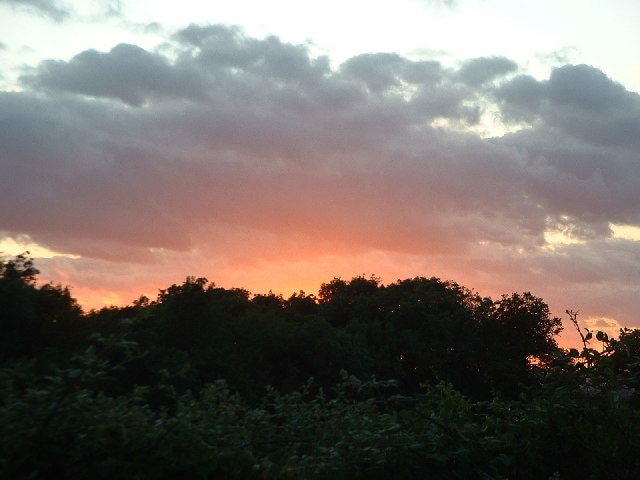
[{"x1": 1, "y1": 253, "x2": 640, "y2": 479}]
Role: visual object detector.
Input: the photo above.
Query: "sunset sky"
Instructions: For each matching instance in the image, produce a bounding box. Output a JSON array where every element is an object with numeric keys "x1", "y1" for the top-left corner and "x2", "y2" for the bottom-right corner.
[{"x1": 1, "y1": 0, "x2": 640, "y2": 346}]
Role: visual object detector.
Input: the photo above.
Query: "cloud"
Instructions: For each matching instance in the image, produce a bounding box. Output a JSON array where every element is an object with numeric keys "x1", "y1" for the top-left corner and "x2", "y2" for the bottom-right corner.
[
  {"x1": 492, "y1": 64, "x2": 640, "y2": 246},
  {"x1": 0, "y1": 0, "x2": 70, "y2": 21},
  {"x1": 536, "y1": 47, "x2": 579, "y2": 66},
  {"x1": 494, "y1": 74, "x2": 544, "y2": 120},
  {"x1": 420, "y1": 0, "x2": 458, "y2": 8},
  {"x1": 20, "y1": 43, "x2": 208, "y2": 106},
  {"x1": 456, "y1": 56, "x2": 518, "y2": 86},
  {"x1": 103, "y1": 0, "x2": 122, "y2": 17},
  {"x1": 496, "y1": 65, "x2": 640, "y2": 147},
  {"x1": 584, "y1": 316, "x2": 626, "y2": 340},
  {"x1": 3, "y1": 24, "x2": 640, "y2": 331},
  {"x1": 7, "y1": 26, "x2": 639, "y2": 253},
  {"x1": 340, "y1": 53, "x2": 442, "y2": 93}
]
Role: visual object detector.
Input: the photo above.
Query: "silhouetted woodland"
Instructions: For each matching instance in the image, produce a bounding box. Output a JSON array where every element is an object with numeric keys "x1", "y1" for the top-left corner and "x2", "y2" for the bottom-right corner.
[{"x1": 2, "y1": 254, "x2": 640, "y2": 479}]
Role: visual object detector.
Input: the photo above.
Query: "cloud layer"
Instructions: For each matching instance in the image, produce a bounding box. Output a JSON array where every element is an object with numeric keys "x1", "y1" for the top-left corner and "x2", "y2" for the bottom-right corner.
[
  {"x1": 0, "y1": 0, "x2": 70, "y2": 21},
  {"x1": 2, "y1": 24, "x2": 640, "y2": 343}
]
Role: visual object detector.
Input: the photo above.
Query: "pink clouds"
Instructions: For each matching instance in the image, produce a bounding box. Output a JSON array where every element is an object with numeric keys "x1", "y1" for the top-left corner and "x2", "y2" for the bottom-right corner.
[{"x1": 2, "y1": 24, "x2": 640, "y2": 345}]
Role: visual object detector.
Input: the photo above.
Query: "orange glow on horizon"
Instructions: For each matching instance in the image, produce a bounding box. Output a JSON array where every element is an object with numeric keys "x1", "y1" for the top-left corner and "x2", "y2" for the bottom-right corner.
[{"x1": 33, "y1": 250, "x2": 615, "y2": 353}]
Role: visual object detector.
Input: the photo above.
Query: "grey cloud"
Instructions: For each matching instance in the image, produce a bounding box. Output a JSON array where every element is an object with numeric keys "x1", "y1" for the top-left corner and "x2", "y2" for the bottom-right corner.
[
  {"x1": 495, "y1": 74, "x2": 544, "y2": 120},
  {"x1": 341, "y1": 53, "x2": 443, "y2": 93},
  {"x1": 547, "y1": 64, "x2": 630, "y2": 112},
  {"x1": 498, "y1": 130, "x2": 640, "y2": 239},
  {"x1": 4, "y1": 25, "x2": 640, "y2": 331},
  {"x1": 19, "y1": 23, "x2": 484, "y2": 130},
  {"x1": 537, "y1": 240, "x2": 640, "y2": 287},
  {"x1": 174, "y1": 25, "x2": 466, "y2": 122},
  {"x1": 0, "y1": 91, "x2": 531, "y2": 257},
  {"x1": 341, "y1": 53, "x2": 411, "y2": 93},
  {"x1": 408, "y1": 83, "x2": 477, "y2": 123},
  {"x1": 2, "y1": 26, "x2": 640, "y2": 276},
  {"x1": 401, "y1": 60, "x2": 443, "y2": 84},
  {"x1": 20, "y1": 25, "x2": 345, "y2": 109},
  {"x1": 20, "y1": 43, "x2": 209, "y2": 106},
  {"x1": 496, "y1": 65, "x2": 640, "y2": 147},
  {"x1": 340, "y1": 53, "x2": 490, "y2": 124},
  {"x1": 493, "y1": 64, "x2": 640, "y2": 240},
  {"x1": 546, "y1": 216, "x2": 613, "y2": 242},
  {"x1": 456, "y1": 56, "x2": 518, "y2": 86},
  {"x1": 0, "y1": 0, "x2": 70, "y2": 21},
  {"x1": 0, "y1": 92, "x2": 105, "y2": 178},
  {"x1": 175, "y1": 24, "x2": 331, "y2": 86},
  {"x1": 546, "y1": 65, "x2": 640, "y2": 148},
  {"x1": 175, "y1": 24, "x2": 242, "y2": 51}
]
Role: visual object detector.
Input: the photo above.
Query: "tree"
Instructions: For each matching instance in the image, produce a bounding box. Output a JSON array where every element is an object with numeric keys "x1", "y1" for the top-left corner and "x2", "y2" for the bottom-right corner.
[
  {"x1": 0, "y1": 252, "x2": 39, "y2": 284},
  {"x1": 490, "y1": 292, "x2": 562, "y2": 357},
  {"x1": 318, "y1": 275, "x2": 382, "y2": 327},
  {"x1": 0, "y1": 254, "x2": 84, "y2": 362},
  {"x1": 479, "y1": 292, "x2": 562, "y2": 396},
  {"x1": 368, "y1": 277, "x2": 485, "y2": 395}
]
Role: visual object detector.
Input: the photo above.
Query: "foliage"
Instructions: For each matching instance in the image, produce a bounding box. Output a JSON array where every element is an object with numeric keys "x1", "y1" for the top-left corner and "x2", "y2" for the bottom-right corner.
[
  {"x1": 0, "y1": 253, "x2": 84, "y2": 362},
  {"x1": 3, "y1": 337, "x2": 640, "y2": 479},
  {"x1": 2, "y1": 255, "x2": 640, "y2": 478}
]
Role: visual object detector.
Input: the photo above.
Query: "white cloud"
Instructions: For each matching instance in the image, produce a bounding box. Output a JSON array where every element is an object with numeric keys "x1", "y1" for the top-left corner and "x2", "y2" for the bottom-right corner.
[{"x1": 0, "y1": 0, "x2": 71, "y2": 22}]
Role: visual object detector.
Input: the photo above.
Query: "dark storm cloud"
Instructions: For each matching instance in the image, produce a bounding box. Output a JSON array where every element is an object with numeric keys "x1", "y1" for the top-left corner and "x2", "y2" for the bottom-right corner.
[{"x1": 0, "y1": 0, "x2": 70, "y2": 21}]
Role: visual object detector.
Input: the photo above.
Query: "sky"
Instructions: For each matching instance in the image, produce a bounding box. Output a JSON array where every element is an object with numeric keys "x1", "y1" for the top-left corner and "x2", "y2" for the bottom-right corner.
[{"x1": 1, "y1": 0, "x2": 640, "y2": 347}]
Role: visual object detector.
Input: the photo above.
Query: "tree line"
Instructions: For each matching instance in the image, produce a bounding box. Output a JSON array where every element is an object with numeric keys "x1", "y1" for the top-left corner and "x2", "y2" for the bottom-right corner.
[{"x1": 1, "y1": 253, "x2": 640, "y2": 479}]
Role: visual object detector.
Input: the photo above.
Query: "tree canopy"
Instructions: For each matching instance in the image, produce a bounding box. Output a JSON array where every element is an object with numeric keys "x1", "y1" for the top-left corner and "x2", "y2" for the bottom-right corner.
[{"x1": 1, "y1": 254, "x2": 639, "y2": 479}]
